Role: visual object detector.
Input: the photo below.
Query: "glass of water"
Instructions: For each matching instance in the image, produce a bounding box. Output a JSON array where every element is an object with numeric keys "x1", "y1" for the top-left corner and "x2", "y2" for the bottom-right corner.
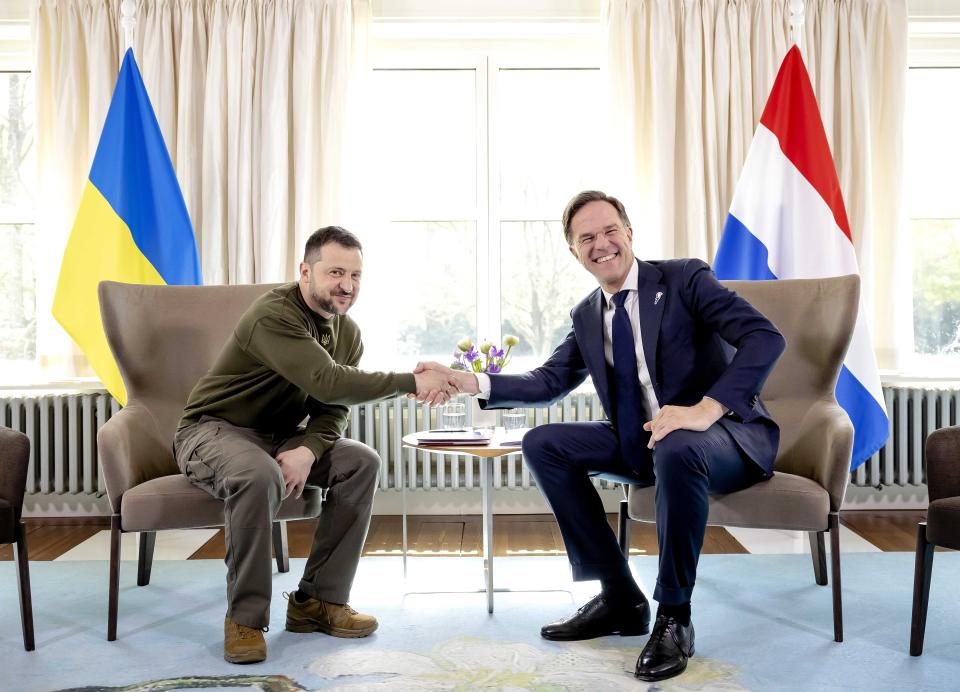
[
  {"x1": 440, "y1": 400, "x2": 467, "y2": 430},
  {"x1": 503, "y1": 408, "x2": 526, "y2": 431}
]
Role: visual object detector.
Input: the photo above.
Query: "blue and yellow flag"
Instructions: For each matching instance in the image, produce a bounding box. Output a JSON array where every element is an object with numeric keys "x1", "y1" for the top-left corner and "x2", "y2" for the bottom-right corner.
[{"x1": 53, "y1": 49, "x2": 202, "y2": 405}]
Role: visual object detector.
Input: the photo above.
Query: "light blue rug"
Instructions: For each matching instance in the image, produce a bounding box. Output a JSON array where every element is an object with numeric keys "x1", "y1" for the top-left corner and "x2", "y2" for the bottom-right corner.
[{"x1": 1, "y1": 552, "x2": 958, "y2": 691}]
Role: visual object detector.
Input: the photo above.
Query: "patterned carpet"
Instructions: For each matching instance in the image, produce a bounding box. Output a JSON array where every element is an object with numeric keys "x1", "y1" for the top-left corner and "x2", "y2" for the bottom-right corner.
[{"x1": 2, "y1": 553, "x2": 958, "y2": 691}]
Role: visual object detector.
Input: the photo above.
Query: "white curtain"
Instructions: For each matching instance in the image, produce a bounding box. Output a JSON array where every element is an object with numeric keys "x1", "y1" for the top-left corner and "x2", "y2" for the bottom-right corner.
[
  {"x1": 33, "y1": 0, "x2": 369, "y2": 374},
  {"x1": 604, "y1": 0, "x2": 909, "y2": 370}
]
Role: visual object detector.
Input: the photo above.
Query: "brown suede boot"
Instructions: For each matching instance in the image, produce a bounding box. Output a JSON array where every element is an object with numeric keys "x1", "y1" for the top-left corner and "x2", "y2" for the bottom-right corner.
[
  {"x1": 284, "y1": 592, "x2": 378, "y2": 637},
  {"x1": 224, "y1": 616, "x2": 267, "y2": 664}
]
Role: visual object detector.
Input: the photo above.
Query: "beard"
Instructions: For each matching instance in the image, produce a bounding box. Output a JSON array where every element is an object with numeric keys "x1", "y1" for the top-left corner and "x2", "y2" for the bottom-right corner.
[{"x1": 311, "y1": 285, "x2": 355, "y2": 316}]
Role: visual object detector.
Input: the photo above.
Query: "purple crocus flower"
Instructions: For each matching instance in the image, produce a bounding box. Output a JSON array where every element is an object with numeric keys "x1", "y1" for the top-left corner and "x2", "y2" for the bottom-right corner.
[
  {"x1": 487, "y1": 363, "x2": 502, "y2": 374},
  {"x1": 464, "y1": 346, "x2": 480, "y2": 362},
  {"x1": 489, "y1": 345, "x2": 505, "y2": 359}
]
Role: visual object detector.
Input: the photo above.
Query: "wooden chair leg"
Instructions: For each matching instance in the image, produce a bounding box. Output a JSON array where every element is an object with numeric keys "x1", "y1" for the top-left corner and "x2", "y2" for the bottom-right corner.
[
  {"x1": 910, "y1": 521, "x2": 934, "y2": 656},
  {"x1": 828, "y1": 512, "x2": 843, "y2": 642},
  {"x1": 108, "y1": 514, "x2": 121, "y2": 641},
  {"x1": 14, "y1": 522, "x2": 35, "y2": 651},
  {"x1": 137, "y1": 531, "x2": 157, "y2": 586},
  {"x1": 618, "y1": 498, "x2": 631, "y2": 558},
  {"x1": 808, "y1": 530, "x2": 828, "y2": 585},
  {"x1": 272, "y1": 520, "x2": 289, "y2": 573}
]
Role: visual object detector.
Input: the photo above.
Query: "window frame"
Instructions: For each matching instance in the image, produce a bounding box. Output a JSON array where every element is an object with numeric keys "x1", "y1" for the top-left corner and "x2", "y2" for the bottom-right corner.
[{"x1": 369, "y1": 26, "x2": 603, "y2": 349}]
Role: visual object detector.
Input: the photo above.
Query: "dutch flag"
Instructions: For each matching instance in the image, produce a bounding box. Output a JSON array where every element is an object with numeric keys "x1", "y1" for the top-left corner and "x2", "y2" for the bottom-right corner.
[{"x1": 714, "y1": 45, "x2": 889, "y2": 470}]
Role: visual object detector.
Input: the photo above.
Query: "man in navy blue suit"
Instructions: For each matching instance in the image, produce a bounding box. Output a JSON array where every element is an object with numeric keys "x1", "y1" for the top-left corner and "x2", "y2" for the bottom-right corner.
[{"x1": 421, "y1": 190, "x2": 785, "y2": 681}]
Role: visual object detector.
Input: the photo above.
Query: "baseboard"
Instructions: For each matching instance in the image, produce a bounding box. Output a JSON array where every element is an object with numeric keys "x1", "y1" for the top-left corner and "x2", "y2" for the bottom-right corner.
[
  {"x1": 372, "y1": 487, "x2": 625, "y2": 515},
  {"x1": 21, "y1": 484, "x2": 926, "y2": 519},
  {"x1": 23, "y1": 493, "x2": 113, "y2": 518},
  {"x1": 842, "y1": 484, "x2": 929, "y2": 511}
]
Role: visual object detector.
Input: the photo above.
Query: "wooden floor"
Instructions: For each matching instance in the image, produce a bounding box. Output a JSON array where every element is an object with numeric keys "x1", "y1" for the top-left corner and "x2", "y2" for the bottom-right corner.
[{"x1": 0, "y1": 510, "x2": 938, "y2": 561}]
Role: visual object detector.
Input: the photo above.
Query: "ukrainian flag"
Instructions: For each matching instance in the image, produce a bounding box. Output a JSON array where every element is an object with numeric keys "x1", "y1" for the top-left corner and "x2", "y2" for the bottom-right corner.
[{"x1": 53, "y1": 49, "x2": 202, "y2": 405}]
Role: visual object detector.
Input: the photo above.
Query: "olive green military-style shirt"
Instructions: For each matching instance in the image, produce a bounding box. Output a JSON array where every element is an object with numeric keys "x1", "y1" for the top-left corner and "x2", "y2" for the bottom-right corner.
[{"x1": 179, "y1": 282, "x2": 415, "y2": 460}]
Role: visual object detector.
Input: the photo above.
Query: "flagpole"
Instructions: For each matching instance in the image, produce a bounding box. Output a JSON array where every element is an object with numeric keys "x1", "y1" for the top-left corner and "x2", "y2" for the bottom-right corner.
[
  {"x1": 120, "y1": 0, "x2": 137, "y2": 53},
  {"x1": 789, "y1": 0, "x2": 804, "y2": 50}
]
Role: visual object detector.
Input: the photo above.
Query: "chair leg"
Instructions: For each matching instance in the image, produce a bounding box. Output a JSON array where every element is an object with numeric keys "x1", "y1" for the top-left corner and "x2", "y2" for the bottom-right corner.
[
  {"x1": 618, "y1": 498, "x2": 631, "y2": 558},
  {"x1": 910, "y1": 522, "x2": 934, "y2": 656},
  {"x1": 828, "y1": 512, "x2": 843, "y2": 642},
  {"x1": 808, "y1": 531, "x2": 828, "y2": 586},
  {"x1": 108, "y1": 514, "x2": 121, "y2": 641},
  {"x1": 272, "y1": 520, "x2": 289, "y2": 573},
  {"x1": 14, "y1": 522, "x2": 35, "y2": 651},
  {"x1": 137, "y1": 531, "x2": 156, "y2": 586}
]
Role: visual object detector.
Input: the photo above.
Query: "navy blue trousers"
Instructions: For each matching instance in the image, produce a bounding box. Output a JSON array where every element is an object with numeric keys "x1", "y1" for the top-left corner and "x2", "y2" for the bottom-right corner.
[{"x1": 521, "y1": 420, "x2": 762, "y2": 605}]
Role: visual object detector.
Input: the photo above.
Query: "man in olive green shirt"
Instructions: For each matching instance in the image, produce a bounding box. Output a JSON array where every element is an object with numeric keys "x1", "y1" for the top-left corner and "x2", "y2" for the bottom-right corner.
[{"x1": 175, "y1": 226, "x2": 453, "y2": 663}]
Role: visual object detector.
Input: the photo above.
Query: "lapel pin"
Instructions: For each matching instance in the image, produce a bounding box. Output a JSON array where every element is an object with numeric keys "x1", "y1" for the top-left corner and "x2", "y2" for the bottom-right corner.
[{"x1": 654, "y1": 291, "x2": 663, "y2": 305}]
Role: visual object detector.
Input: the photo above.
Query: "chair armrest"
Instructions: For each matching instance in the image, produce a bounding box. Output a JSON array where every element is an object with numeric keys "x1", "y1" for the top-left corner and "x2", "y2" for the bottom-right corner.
[
  {"x1": 773, "y1": 399, "x2": 854, "y2": 512},
  {"x1": 926, "y1": 425, "x2": 960, "y2": 502},
  {"x1": 97, "y1": 405, "x2": 179, "y2": 513},
  {"x1": 0, "y1": 427, "x2": 30, "y2": 520}
]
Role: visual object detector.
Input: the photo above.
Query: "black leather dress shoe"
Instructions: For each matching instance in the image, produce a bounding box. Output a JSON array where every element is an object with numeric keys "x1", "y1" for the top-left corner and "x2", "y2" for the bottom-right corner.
[
  {"x1": 540, "y1": 594, "x2": 650, "y2": 641},
  {"x1": 635, "y1": 614, "x2": 695, "y2": 681}
]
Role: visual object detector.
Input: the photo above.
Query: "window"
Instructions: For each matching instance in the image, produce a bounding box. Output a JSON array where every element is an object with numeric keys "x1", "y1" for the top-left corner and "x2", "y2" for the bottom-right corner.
[
  {"x1": 905, "y1": 67, "x2": 960, "y2": 364},
  {"x1": 352, "y1": 53, "x2": 603, "y2": 374},
  {"x1": 0, "y1": 71, "x2": 35, "y2": 367}
]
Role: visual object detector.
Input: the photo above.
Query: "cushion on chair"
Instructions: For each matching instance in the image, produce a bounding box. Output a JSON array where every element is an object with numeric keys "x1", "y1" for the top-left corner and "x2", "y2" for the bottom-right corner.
[
  {"x1": 0, "y1": 498, "x2": 14, "y2": 544},
  {"x1": 119, "y1": 474, "x2": 323, "y2": 532},
  {"x1": 926, "y1": 496, "x2": 960, "y2": 550},
  {"x1": 629, "y1": 472, "x2": 831, "y2": 531}
]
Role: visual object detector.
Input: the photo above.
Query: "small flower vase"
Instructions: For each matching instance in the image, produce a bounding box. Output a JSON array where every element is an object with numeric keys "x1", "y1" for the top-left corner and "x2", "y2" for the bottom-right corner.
[{"x1": 470, "y1": 396, "x2": 498, "y2": 431}]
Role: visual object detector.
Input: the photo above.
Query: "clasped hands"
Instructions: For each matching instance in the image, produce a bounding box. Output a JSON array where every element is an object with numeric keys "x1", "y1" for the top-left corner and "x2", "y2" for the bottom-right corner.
[{"x1": 409, "y1": 361, "x2": 479, "y2": 406}]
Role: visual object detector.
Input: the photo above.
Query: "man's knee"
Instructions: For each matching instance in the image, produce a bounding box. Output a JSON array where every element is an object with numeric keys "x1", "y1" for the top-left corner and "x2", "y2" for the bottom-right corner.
[
  {"x1": 331, "y1": 440, "x2": 382, "y2": 486},
  {"x1": 521, "y1": 423, "x2": 563, "y2": 464},
  {"x1": 227, "y1": 459, "x2": 285, "y2": 502},
  {"x1": 652, "y1": 430, "x2": 709, "y2": 484},
  {"x1": 352, "y1": 444, "x2": 382, "y2": 481}
]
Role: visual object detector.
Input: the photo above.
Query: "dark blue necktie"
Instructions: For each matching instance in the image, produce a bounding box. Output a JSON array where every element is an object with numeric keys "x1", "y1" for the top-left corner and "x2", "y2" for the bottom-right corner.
[{"x1": 612, "y1": 290, "x2": 645, "y2": 452}]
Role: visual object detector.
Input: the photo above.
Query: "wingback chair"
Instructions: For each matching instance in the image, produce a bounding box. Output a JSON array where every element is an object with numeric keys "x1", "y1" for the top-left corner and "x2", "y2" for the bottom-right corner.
[
  {"x1": 621, "y1": 275, "x2": 859, "y2": 643},
  {"x1": 910, "y1": 424, "x2": 960, "y2": 655},
  {"x1": 1, "y1": 426, "x2": 34, "y2": 651},
  {"x1": 97, "y1": 281, "x2": 323, "y2": 641}
]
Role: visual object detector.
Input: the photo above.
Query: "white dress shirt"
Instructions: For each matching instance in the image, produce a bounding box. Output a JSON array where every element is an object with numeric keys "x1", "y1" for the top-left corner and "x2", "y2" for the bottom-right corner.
[{"x1": 599, "y1": 262, "x2": 660, "y2": 419}]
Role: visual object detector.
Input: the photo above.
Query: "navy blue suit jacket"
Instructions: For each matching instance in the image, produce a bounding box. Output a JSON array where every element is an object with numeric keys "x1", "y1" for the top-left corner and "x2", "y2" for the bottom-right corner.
[{"x1": 485, "y1": 258, "x2": 786, "y2": 476}]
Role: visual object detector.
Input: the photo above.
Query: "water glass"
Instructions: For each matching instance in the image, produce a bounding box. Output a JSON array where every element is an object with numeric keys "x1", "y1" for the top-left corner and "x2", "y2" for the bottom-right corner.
[
  {"x1": 503, "y1": 408, "x2": 527, "y2": 431},
  {"x1": 440, "y1": 401, "x2": 467, "y2": 430}
]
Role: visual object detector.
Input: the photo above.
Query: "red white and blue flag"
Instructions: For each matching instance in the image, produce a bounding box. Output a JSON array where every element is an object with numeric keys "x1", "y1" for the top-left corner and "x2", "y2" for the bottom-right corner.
[{"x1": 714, "y1": 46, "x2": 888, "y2": 470}]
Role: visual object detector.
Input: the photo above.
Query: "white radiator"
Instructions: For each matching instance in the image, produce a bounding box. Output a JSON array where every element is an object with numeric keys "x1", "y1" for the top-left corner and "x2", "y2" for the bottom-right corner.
[
  {"x1": 2, "y1": 385, "x2": 955, "y2": 498},
  {"x1": 344, "y1": 392, "x2": 612, "y2": 492},
  {"x1": 1, "y1": 392, "x2": 119, "y2": 496},
  {"x1": 853, "y1": 385, "x2": 960, "y2": 489}
]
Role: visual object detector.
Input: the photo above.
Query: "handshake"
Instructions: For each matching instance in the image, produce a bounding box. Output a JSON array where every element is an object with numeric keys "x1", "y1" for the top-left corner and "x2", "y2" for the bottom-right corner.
[{"x1": 409, "y1": 361, "x2": 481, "y2": 406}]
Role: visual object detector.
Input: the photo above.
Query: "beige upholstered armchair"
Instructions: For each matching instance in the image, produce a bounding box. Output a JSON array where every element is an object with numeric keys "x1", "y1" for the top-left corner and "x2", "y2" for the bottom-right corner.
[
  {"x1": 1, "y1": 426, "x2": 34, "y2": 651},
  {"x1": 97, "y1": 282, "x2": 323, "y2": 641},
  {"x1": 910, "y1": 425, "x2": 960, "y2": 655},
  {"x1": 621, "y1": 275, "x2": 859, "y2": 643}
]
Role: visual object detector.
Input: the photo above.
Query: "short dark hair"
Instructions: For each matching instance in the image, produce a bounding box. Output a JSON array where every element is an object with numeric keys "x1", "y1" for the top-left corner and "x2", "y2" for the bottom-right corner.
[
  {"x1": 303, "y1": 226, "x2": 363, "y2": 263},
  {"x1": 561, "y1": 191, "x2": 631, "y2": 245}
]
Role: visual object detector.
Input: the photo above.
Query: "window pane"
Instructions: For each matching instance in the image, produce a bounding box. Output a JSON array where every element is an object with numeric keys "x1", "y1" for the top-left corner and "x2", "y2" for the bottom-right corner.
[
  {"x1": 370, "y1": 70, "x2": 476, "y2": 217},
  {"x1": 497, "y1": 69, "x2": 604, "y2": 218},
  {"x1": 906, "y1": 68, "x2": 960, "y2": 363},
  {"x1": 913, "y1": 219, "x2": 960, "y2": 355},
  {"x1": 350, "y1": 221, "x2": 476, "y2": 371},
  {"x1": 500, "y1": 221, "x2": 595, "y2": 371},
  {"x1": 0, "y1": 223, "x2": 35, "y2": 360},
  {"x1": 0, "y1": 72, "x2": 34, "y2": 221},
  {"x1": 905, "y1": 68, "x2": 960, "y2": 218}
]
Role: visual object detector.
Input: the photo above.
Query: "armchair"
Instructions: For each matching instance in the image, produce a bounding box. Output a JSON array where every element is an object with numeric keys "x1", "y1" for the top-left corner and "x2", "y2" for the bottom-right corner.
[
  {"x1": 97, "y1": 281, "x2": 323, "y2": 641},
  {"x1": 621, "y1": 275, "x2": 859, "y2": 643},
  {"x1": 910, "y1": 425, "x2": 960, "y2": 655},
  {"x1": 1, "y1": 426, "x2": 34, "y2": 650}
]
